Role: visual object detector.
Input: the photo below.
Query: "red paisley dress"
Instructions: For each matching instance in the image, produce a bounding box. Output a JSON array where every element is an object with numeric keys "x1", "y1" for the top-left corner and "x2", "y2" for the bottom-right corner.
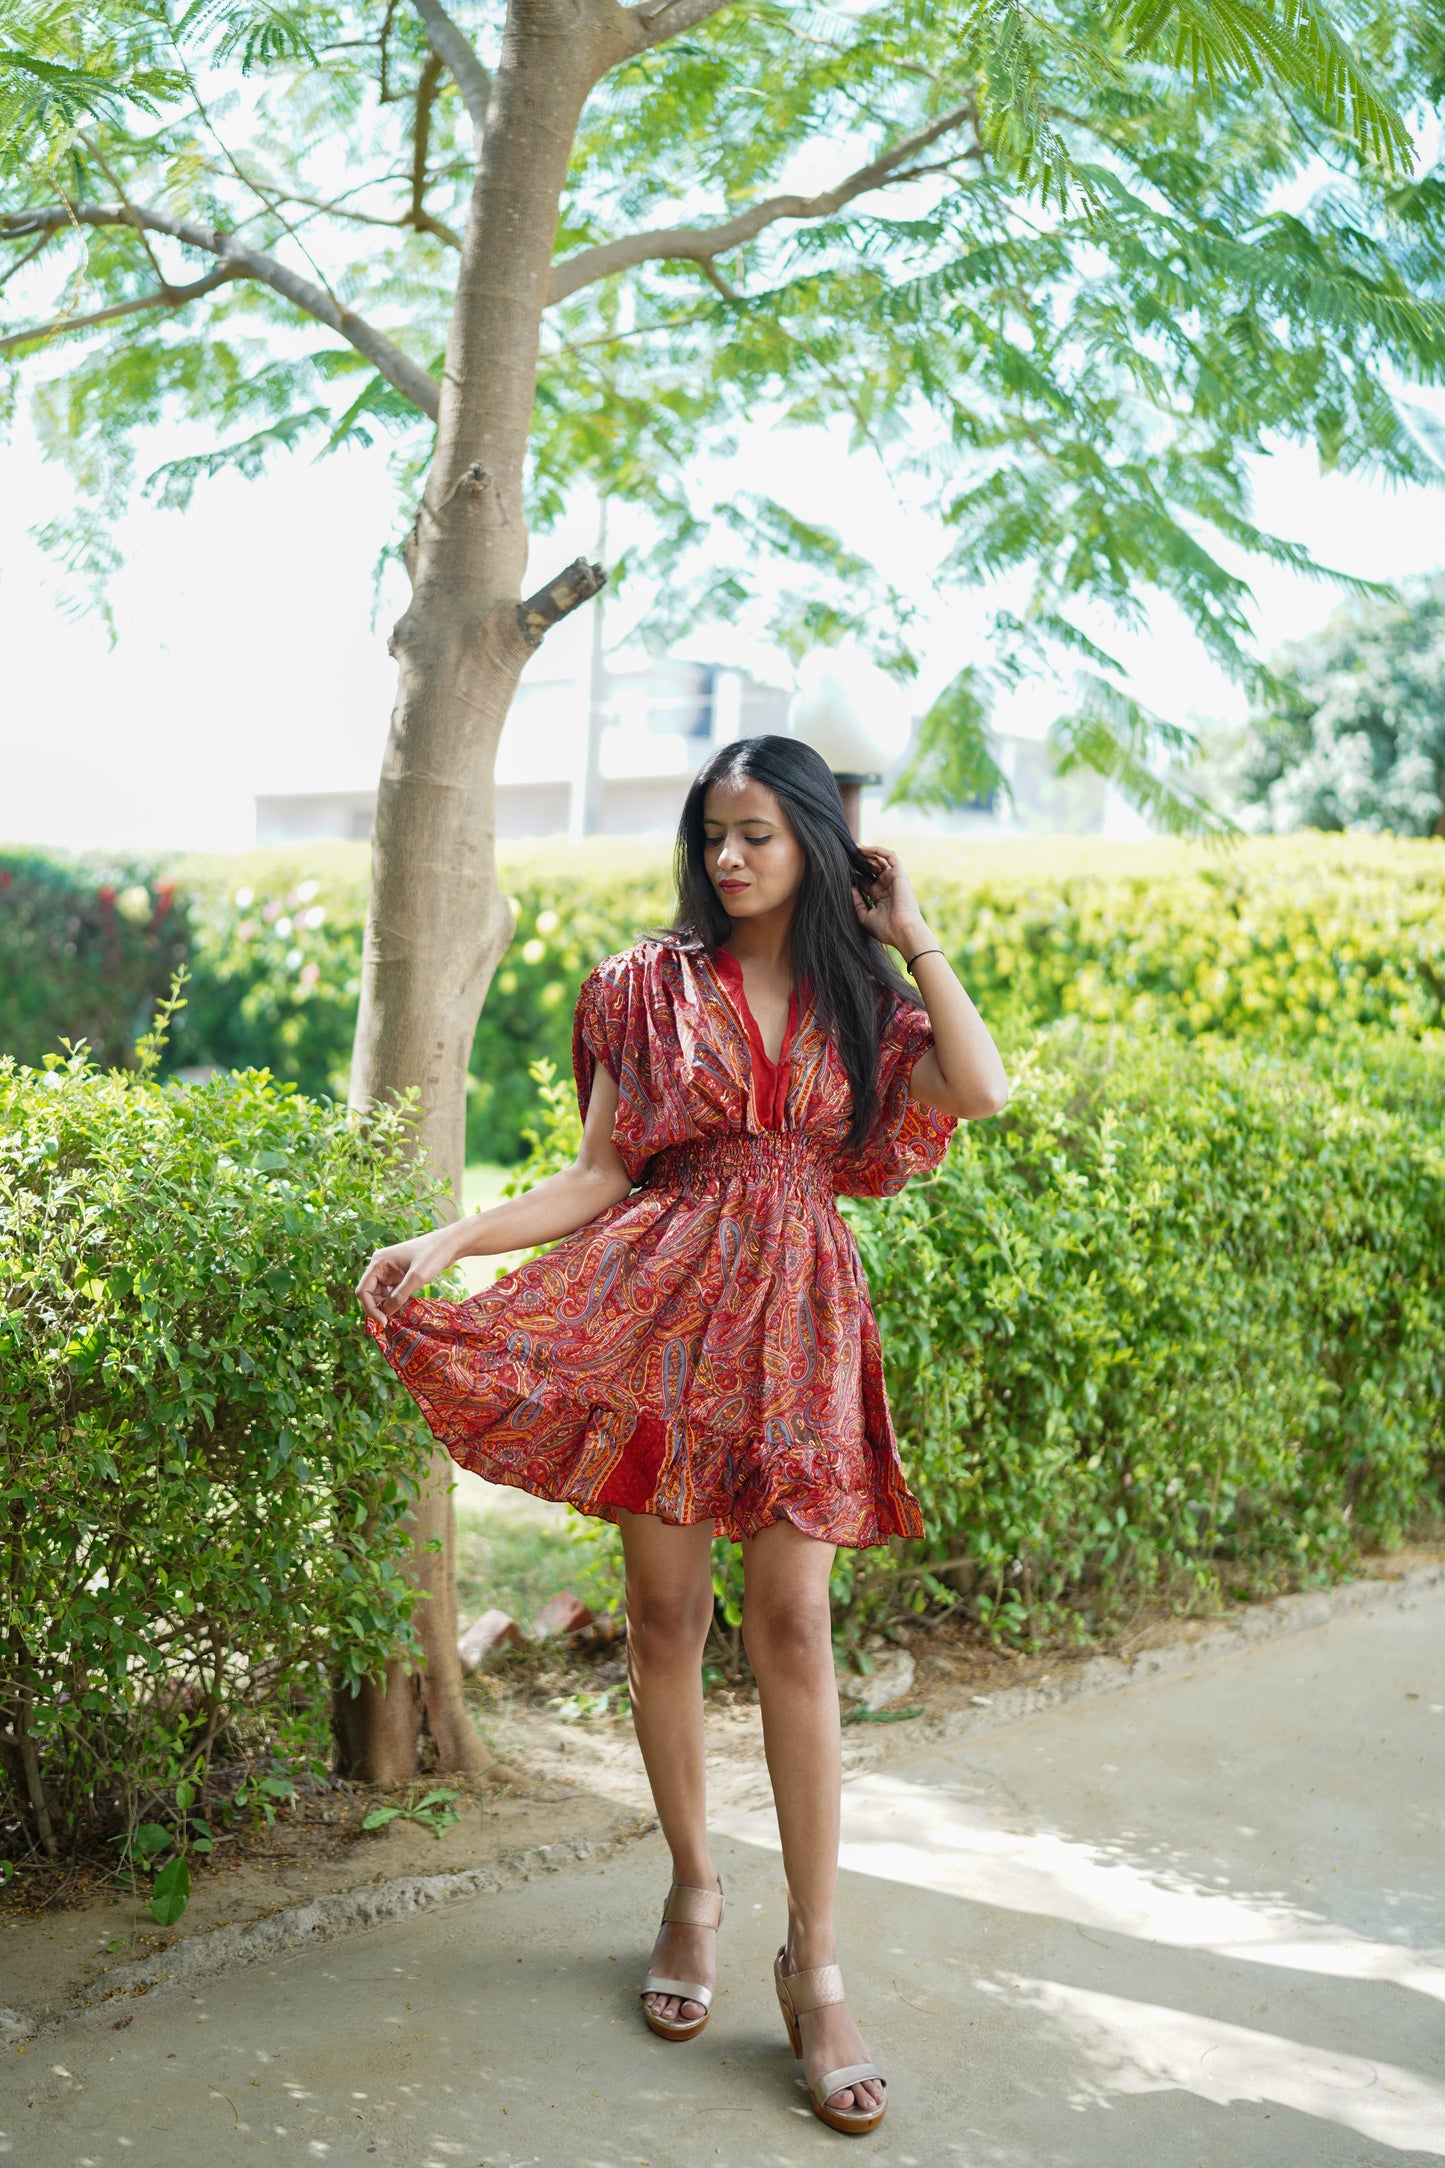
[{"x1": 368, "y1": 936, "x2": 958, "y2": 1548}]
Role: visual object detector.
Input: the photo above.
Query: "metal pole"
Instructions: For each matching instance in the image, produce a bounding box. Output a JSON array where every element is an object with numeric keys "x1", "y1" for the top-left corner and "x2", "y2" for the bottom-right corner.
[{"x1": 580, "y1": 497, "x2": 608, "y2": 839}]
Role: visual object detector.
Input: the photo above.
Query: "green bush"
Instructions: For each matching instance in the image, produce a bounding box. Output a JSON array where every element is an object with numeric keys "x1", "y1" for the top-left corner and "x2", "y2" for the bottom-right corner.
[
  {"x1": 467, "y1": 844, "x2": 674, "y2": 1160},
  {"x1": 0, "y1": 849, "x2": 190, "y2": 1070},
  {"x1": 843, "y1": 1024, "x2": 1445, "y2": 1641},
  {"x1": 921, "y1": 835, "x2": 1445, "y2": 1046},
  {"x1": 0, "y1": 1006, "x2": 439, "y2": 1879},
  {"x1": 171, "y1": 850, "x2": 371, "y2": 1101}
]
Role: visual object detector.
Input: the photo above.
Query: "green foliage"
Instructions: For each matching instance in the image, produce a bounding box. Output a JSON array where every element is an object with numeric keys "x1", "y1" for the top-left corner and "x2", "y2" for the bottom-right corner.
[
  {"x1": 0, "y1": 849, "x2": 190, "y2": 1070},
  {"x1": 4, "y1": 0, "x2": 1444, "y2": 826},
  {"x1": 915, "y1": 833, "x2": 1445, "y2": 1044},
  {"x1": 361, "y1": 1785, "x2": 461, "y2": 1837},
  {"x1": 453, "y1": 1489, "x2": 621, "y2": 1626},
  {"x1": 1238, "y1": 573, "x2": 1445, "y2": 835},
  {"x1": 844, "y1": 1023, "x2": 1444, "y2": 1643},
  {"x1": 0, "y1": 1006, "x2": 441, "y2": 1866},
  {"x1": 470, "y1": 847, "x2": 676, "y2": 1161},
  {"x1": 174, "y1": 856, "x2": 369, "y2": 1100}
]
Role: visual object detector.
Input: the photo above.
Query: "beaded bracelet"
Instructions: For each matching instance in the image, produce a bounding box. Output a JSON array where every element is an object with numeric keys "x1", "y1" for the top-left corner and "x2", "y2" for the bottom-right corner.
[{"x1": 905, "y1": 946, "x2": 945, "y2": 973}]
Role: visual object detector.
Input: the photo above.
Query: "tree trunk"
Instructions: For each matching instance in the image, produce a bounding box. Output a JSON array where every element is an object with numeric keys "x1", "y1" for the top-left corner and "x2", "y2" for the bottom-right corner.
[{"x1": 341, "y1": 0, "x2": 630, "y2": 1786}]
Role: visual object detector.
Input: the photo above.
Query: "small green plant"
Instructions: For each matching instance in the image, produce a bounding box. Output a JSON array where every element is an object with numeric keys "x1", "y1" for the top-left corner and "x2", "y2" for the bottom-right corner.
[
  {"x1": 112, "y1": 1775, "x2": 216, "y2": 1927},
  {"x1": 227, "y1": 1774, "x2": 298, "y2": 1833},
  {"x1": 547, "y1": 1686, "x2": 627, "y2": 1723},
  {"x1": 361, "y1": 1787, "x2": 461, "y2": 1839}
]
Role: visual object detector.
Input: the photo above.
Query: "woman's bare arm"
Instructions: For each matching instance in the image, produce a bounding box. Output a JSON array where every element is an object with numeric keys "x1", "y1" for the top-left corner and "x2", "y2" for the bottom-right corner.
[
  {"x1": 356, "y1": 1063, "x2": 633, "y2": 1322},
  {"x1": 850, "y1": 846, "x2": 1009, "y2": 1121},
  {"x1": 897, "y1": 951, "x2": 1009, "y2": 1121}
]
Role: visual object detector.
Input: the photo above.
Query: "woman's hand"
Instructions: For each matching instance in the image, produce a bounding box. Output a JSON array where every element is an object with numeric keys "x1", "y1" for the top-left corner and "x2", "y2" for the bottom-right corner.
[
  {"x1": 355, "y1": 1228, "x2": 459, "y2": 1325},
  {"x1": 850, "y1": 846, "x2": 928, "y2": 959}
]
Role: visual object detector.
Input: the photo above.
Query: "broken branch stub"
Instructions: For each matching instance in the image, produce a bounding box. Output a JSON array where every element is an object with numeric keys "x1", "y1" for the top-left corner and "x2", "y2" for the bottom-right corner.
[{"x1": 517, "y1": 557, "x2": 607, "y2": 646}]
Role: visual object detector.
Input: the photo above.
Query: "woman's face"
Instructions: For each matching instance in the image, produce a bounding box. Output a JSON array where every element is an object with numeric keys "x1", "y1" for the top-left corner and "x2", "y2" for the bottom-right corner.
[{"x1": 702, "y1": 776, "x2": 806, "y2": 925}]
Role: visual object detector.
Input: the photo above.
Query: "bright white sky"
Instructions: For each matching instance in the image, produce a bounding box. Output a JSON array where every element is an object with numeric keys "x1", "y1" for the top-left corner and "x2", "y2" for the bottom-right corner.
[{"x1": 2, "y1": 392, "x2": 1443, "y2": 855}]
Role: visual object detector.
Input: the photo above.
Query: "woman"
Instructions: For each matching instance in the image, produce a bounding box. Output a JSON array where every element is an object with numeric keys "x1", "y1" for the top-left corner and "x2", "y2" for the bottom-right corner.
[{"x1": 356, "y1": 733, "x2": 1007, "y2": 2137}]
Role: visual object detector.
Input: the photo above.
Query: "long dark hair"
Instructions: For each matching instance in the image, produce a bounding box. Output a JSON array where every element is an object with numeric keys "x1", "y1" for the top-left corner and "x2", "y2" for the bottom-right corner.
[{"x1": 664, "y1": 734, "x2": 923, "y2": 1150}]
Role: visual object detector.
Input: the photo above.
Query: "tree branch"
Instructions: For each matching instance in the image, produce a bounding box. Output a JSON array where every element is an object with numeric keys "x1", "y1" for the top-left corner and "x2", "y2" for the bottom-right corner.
[
  {"x1": 409, "y1": 49, "x2": 461, "y2": 247},
  {"x1": 548, "y1": 100, "x2": 977, "y2": 304},
  {"x1": 629, "y1": 0, "x2": 735, "y2": 48},
  {"x1": 0, "y1": 267, "x2": 240, "y2": 356},
  {"x1": 517, "y1": 556, "x2": 607, "y2": 645},
  {"x1": 1, "y1": 202, "x2": 441, "y2": 420},
  {"x1": 410, "y1": 0, "x2": 492, "y2": 133},
  {"x1": 0, "y1": 230, "x2": 54, "y2": 294},
  {"x1": 198, "y1": 164, "x2": 461, "y2": 250}
]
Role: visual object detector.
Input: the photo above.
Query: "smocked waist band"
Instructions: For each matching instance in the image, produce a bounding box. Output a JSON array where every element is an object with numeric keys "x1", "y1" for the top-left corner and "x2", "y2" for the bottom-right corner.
[{"x1": 641, "y1": 1133, "x2": 836, "y2": 1198}]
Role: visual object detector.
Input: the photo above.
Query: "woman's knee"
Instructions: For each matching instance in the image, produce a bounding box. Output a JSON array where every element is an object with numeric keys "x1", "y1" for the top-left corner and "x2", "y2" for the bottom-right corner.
[
  {"x1": 625, "y1": 1580, "x2": 713, "y2": 1661},
  {"x1": 741, "y1": 1591, "x2": 833, "y2": 1675}
]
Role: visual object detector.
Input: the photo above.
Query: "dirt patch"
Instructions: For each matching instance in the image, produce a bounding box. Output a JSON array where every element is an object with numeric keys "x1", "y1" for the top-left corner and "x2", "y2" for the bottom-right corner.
[{"x1": 0, "y1": 1756, "x2": 643, "y2": 2031}]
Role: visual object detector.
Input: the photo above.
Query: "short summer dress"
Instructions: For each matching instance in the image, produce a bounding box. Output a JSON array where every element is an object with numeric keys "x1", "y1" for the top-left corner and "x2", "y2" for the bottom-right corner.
[{"x1": 368, "y1": 935, "x2": 958, "y2": 1548}]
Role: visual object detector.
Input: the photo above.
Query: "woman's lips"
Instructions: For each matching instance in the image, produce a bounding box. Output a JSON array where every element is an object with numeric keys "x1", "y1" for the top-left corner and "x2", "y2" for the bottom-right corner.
[{"x1": 718, "y1": 880, "x2": 749, "y2": 893}]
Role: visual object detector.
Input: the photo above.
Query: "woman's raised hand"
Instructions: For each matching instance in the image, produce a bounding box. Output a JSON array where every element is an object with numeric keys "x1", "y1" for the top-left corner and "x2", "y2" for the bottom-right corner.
[
  {"x1": 850, "y1": 846, "x2": 926, "y2": 957},
  {"x1": 355, "y1": 1230, "x2": 457, "y2": 1325}
]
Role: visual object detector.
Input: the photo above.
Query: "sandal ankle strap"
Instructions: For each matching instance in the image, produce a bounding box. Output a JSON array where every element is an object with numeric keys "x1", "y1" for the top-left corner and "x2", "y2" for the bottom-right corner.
[
  {"x1": 661, "y1": 1881, "x2": 724, "y2": 1929},
  {"x1": 782, "y1": 1959, "x2": 845, "y2": 2013}
]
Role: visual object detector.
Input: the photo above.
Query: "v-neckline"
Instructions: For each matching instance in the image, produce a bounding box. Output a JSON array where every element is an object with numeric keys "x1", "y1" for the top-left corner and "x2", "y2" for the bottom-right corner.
[
  {"x1": 707, "y1": 947, "x2": 800, "y2": 1130},
  {"x1": 710, "y1": 946, "x2": 797, "y2": 1068}
]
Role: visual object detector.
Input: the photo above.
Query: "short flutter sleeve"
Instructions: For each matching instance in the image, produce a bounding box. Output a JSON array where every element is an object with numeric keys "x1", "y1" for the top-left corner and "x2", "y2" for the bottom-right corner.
[
  {"x1": 831, "y1": 995, "x2": 960, "y2": 1200},
  {"x1": 571, "y1": 941, "x2": 697, "y2": 1186}
]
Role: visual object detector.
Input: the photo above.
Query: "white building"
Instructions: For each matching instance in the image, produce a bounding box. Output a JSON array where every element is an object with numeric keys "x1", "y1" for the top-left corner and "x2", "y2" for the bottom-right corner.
[
  {"x1": 256, "y1": 655, "x2": 791, "y2": 847},
  {"x1": 254, "y1": 642, "x2": 1122, "y2": 846}
]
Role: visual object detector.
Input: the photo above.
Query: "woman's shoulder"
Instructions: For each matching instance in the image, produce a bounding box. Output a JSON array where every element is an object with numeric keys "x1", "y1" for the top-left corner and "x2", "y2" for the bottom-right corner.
[{"x1": 580, "y1": 932, "x2": 693, "y2": 993}]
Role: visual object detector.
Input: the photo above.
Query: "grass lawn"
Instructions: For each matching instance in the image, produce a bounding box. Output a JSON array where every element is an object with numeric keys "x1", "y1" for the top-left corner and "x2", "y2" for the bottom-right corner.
[
  {"x1": 452, "y1": 1491, "x2": 620, "y2": 1630},
  {"x1": 455, "y1": 1160, "x2": 529, "y2": 1292}
]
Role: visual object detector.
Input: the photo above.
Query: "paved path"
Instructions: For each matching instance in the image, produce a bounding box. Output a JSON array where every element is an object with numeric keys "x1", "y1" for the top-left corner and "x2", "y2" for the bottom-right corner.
[{"x1": 6, "y1": 1582, "x2": 1443, "y2": 2167}]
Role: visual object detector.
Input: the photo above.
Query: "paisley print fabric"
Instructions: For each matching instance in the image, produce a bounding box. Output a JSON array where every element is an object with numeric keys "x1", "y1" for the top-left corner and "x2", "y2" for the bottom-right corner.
[{"x1": 367, "y1": 935, "x2": 959, "y2": 1548}]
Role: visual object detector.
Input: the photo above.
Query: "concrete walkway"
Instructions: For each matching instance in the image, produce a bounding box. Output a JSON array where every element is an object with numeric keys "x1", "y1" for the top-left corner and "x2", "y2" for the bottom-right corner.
[{"x1": 6, "y1": 1582, "x2": 1443, "y2": 2167}]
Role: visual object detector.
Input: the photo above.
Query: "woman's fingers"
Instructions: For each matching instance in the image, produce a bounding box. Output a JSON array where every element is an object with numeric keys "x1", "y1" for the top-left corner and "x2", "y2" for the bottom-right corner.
[
  {"x1": 356, "y1": 1250, "x2": 406, "y2": 1323},
  {"x1": 356, "y1": 1234, "x2": 445, "y2": 1324},
  {"x1": 379, "y1": 1267, "x2": 419, "y2": 1317}
]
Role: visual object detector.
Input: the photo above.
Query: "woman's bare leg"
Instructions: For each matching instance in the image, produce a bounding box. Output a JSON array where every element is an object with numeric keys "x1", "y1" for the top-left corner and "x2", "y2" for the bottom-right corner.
[
  {"x1": 741, "y1": 1520, "x2": 885, "y2": 2115},
  {"x1": 616, "y1": 1507, "x2": 719, "y2": 2026}
]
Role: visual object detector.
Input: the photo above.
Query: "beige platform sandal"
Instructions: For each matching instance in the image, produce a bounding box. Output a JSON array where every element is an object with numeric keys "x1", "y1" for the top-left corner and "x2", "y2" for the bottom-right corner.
[
  {"x1": 774, "y1": 1948, "x2": 887, "y2": 2136},
  {"x1": 639, "y1": 1879, "x2": 725, "y2": 2042}
]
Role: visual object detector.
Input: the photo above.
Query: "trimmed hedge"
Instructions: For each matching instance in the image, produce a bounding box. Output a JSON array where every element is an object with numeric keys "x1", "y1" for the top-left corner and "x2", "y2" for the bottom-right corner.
[
  {"x1": 842, "y1": 1024, "x2": 1445, "y2": 1638},
  {"x1": 934, "y1": 837, "x2": 1445, "y2": 1043},
  {"x1": 5, "y1": 836, "x2": 1443, "y2": 1160},
  {"x1": 0, "y1": 1023, "x2": 439, "y2": 1875}
]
